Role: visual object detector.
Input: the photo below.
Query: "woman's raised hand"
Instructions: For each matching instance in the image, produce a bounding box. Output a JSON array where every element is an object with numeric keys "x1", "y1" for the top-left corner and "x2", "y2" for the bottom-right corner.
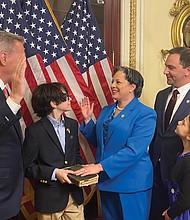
[{"x1": 80, "y1": 96, "x2": 94, "y2": 124}]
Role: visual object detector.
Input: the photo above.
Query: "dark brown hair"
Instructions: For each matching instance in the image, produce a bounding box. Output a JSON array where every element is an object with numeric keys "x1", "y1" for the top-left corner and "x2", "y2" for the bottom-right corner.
[
  {"x1": 32, "y1": 82, "x2": 69, "y2": 117},
  {"x1": 113, "y1": 66, "x2": 144, "y2": 98}
]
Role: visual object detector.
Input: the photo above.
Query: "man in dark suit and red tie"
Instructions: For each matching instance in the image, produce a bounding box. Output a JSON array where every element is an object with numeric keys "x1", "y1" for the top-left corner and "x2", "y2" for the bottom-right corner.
[
  {"x1": 0, "y1": 31, "x2": 26, "y2": 219},
  {"x1": 149, "y1": 47, "x2": 190, "y2": 220}
]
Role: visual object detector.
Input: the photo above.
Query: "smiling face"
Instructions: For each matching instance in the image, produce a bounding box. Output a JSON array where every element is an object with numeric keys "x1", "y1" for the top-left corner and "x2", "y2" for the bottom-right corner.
[
  {"x1": 111, "y1": 70, "x2": 136, "y2": 102},
  {"x1": 163, "y1": 54, "x2": 190, "y2": 88},
  {"x1": 175, "y1": 115, "x2": 190, "y2": 139}
]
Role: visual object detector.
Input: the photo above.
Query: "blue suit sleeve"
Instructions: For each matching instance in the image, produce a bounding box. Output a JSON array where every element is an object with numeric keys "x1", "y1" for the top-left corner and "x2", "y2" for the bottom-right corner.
[{"x1": 80, "y1": 119, "x2": 97, "y2": 148}]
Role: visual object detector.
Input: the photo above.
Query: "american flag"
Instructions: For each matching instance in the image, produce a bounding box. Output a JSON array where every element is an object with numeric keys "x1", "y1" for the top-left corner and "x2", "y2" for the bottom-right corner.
[
  {"x1": 61, "y1": 0, "x2": 114, "y2": 119},
  {"x1": 20, "y1": 0, "x2": 96, "y2": 125},
  {"x1": 21, "y1": 0, "x2": 105, "y2": 167}
]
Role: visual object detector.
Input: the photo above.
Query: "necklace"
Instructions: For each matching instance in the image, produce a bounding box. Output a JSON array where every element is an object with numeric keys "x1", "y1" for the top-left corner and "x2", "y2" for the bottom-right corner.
[{"x1": 116, "y1": 105, "x2": 124, "y2": 111}]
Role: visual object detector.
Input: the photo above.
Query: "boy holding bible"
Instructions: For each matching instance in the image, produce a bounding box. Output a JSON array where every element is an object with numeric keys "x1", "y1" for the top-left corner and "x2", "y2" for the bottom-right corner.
[{"x1": 23, "y1": 82, "x2": 84, "y2": 220}]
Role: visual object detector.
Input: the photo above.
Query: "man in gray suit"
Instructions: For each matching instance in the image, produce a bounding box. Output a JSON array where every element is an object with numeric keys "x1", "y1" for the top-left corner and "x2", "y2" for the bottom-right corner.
[
  {"x1": 149, "y1": 47, "x2": 190, "y2": 220},
  {"x1": 0, "y1": 31, "x2": 26, "y2": 219}
]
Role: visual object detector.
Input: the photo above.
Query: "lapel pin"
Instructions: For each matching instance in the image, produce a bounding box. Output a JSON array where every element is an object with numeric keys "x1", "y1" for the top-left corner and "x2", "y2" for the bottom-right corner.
[
  {"x1": 66, "y1": 128, "x2": 70, "y2": 133},
  {"x1": 121, "y1": 114, "x2": 125, "y2": 118},
  {"x1": 186, "y1": 100, "x2": 190, "y2": 104}
]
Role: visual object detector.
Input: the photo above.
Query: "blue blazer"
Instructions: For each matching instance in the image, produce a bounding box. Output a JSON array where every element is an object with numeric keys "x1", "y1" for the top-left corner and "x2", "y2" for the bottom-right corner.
[
  {"x1": 23, "y1": 116, "x2": 84, "y2": 213},
  {"x1": 80, "y1": 97, "x2": 156, "y2": 193},
  {"x1": 149, "y1": 87, "x2": 190, "y2": 185},
  {"x1": 0, "y1": 89, "x2": 24, "y2": 219}
]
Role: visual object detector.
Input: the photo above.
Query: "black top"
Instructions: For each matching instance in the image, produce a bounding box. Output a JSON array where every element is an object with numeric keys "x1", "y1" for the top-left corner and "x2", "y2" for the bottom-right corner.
[{"x1": 168, "y1": 153, "x2": 190, "y2": 218}]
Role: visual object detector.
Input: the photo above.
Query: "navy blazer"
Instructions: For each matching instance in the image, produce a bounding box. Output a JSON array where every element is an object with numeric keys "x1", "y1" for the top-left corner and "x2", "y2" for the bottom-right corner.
[
  {"x1": 149, "y1": 87, "x2": 190, "y2": 185},
  {"x1": 80, "y1": 97, "x2": 156, "y2": 193},
  {"x1": 168, "y1": 155, "x2": 190, "y2": 218},
  {"x1": 0, "y1": 89, "x2": 24, "y2": 219},
  {"x1": 23, "y1": 116, "x2": 84, "y2": 213}
]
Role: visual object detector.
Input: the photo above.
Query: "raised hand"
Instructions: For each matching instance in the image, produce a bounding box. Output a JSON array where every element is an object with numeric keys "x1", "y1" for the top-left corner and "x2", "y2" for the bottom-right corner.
[
  {"x1": 10, "y1": 55, "x2": 27, "y2": 104},
  {"x1": 79, "y1": 96, "x2": 94, "y2": 124}
]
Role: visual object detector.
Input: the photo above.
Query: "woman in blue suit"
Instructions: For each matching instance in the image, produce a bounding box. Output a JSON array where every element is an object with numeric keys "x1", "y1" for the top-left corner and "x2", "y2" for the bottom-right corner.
[{"x1": 75, "y1": 66, "x2": 157, "y2": 220}]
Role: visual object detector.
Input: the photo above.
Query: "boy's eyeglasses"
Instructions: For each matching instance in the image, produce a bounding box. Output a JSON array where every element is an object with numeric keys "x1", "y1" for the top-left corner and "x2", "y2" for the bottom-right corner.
[{"x1": 63, "y1": 93, "x2": 70, "y2": 101}]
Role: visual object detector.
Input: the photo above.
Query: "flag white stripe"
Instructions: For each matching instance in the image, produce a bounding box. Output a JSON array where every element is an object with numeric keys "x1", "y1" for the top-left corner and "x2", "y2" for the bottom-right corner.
[
  {"x1": 57, "y1": 57, "x2": 87, "y2": 101},
  {"x1": 100, "y1": 58, "x2": 113, "y2": 86},
  {"x1": 28, "y1": 56, "x2": 47, "y2": 85},
  {"x1": 89, "y1": 65, "x2": 108, "y2": 108}
]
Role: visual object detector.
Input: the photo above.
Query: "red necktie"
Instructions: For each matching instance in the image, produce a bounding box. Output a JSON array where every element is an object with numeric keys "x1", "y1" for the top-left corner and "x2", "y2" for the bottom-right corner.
[
  {"x1": 3, "y1": 87, "x2": 9, "y2": 98},
  {"x1": 165, "y1": 89, "x2": 179, "y2": 130}
]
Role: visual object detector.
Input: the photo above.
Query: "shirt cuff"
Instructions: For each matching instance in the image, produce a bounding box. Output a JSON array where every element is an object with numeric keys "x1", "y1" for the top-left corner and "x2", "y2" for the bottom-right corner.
[
  {"x1": 51, "y1": 169, "x2": 57, "y2": 181},
  {"x1": 6, "y1": 96, "x2": 21, "y2": 114}
]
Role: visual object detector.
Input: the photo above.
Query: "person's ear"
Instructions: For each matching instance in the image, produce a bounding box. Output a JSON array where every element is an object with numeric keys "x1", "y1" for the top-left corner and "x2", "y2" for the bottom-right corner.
[
  {"x1": 50, "y1": 101, "x2": 57, "y2": 108},
  {"x1": 0, "y1": 51, "x2": 7, "y2": 66},
  {"x1": 186, "y1": 134, "x2": 190, "y2": 141},
  {"x1": 185, "y1": 66, "x2": 190, "y2": 76},
  {"x1": 130, "y1": 83, "x2": 136, "y2": 92}
]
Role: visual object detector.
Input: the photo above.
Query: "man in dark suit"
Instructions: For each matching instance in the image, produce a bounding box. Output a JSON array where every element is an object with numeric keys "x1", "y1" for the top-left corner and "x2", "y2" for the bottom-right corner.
[
  {"x1": 23, "y1": 82, "x2": 84, "y2": 219},
  {"x1": 149, "y1": 47, "x2": 190, "y2": 220},
  {"x1": 0, "y1": 31, "x2": 26, "y2": 219}
]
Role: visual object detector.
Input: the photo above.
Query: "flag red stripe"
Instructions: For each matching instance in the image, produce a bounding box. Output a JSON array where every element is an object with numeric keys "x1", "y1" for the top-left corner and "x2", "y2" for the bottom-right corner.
[
  {"x1": 25, "y1": 62, "x2": 38, "y2": 93},
  {"x1": 21, "y1": 99, "x2": 34, "y2": 127},
  {"x1": 49, "y1": 61, "x2": 85, "y2": 124},
  {"x1": 86, "y1": 70, "x2": 102, "y2": 119},
  {"x1": 36, "y1": 54, "x2": 52, "y2": 82},
  {"x1": 93, "y1": 61, "x2": 113, "y2": 105},
  {"x1": 64, "y1": 54, "x2": 95, "y2": 100}
]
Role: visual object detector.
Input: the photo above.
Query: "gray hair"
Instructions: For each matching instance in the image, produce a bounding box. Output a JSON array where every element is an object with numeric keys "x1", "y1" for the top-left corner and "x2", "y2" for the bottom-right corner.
[{"x1": 0, "y1": 31, "x2": 24, "y2": 53}]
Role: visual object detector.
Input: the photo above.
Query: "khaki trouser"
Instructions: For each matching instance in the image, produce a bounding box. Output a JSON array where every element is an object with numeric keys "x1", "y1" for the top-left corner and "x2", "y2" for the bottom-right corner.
[{"x1": 37, "y1": 194, "x2": 84, "y2": 220}]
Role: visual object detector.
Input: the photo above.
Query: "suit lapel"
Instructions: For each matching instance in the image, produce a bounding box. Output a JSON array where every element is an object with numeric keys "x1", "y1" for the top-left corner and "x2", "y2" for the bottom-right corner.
[
  {"x1": 97, "y1": 104, "x2": 115, "y2": 147},
  {"x1": 1, "y1": 89, "x2": 23, "y2": 144},
  {"x1": 168, "y1": 89, "x2": 190, "y2": 130},
  {"x1": 161, "y1": 87, "x2": 172, "y2": 133},
  {"x1": 64, "y1": 117, "x2": 72, "y2": 156},
  {"x1": 104, "y1": 98, "x2": 138, "y2": 145},
  {"x1": 41, "y1": 117, "x2": 64, "y2": 155},
  {"x1": 14, "y1": 111, "x2": 23, "y2": 144},
  {"x1": 0, "y1": 89, "x2": 5, "y2": 100}
]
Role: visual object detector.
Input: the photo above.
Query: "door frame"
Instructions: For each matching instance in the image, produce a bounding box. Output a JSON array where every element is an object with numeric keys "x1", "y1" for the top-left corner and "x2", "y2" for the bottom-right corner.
[{"x1": 104, "y1": 0, "x2": 121, "y2": 66}]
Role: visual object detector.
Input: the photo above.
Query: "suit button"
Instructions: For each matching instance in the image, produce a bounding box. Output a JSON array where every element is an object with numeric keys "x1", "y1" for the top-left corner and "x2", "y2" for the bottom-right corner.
[
  {"x1": 65, "y1": 161, "x2": 68, "y2": 164},
  {"x1": 171, "y1": 188, "x2": 175, "y2": 194}
]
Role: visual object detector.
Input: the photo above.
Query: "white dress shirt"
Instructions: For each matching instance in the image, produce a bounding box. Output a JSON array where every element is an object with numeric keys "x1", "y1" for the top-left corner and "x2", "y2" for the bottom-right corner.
[{"x1": 0, "y1": 78, "x2": 21, "y2": 114}]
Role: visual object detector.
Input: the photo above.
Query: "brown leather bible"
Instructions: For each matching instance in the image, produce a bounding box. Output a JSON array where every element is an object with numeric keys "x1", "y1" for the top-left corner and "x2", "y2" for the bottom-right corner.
[{"x1": 65, "y1": 164, "x2": 99, "y2": 187}]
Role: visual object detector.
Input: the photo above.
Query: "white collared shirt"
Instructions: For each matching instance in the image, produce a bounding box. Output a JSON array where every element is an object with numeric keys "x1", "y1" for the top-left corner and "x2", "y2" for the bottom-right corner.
[
  {"x1": 47, "y1": 115, "x2": 66, "y2": 181},
  {"x1": 165, "y1": 82, "x2": 190, "y2": 122},
  {"x1": 0, "y1": 78, "x2": 21, "y2": 114}
]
